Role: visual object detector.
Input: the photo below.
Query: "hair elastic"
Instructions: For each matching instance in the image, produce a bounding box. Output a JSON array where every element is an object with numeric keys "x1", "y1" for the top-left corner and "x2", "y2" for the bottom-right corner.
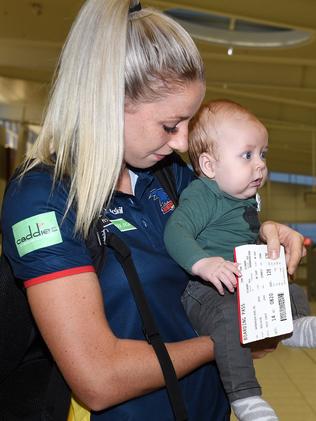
[{"x1": 129, "y1": 2, "x2": 142, "y2": 13}]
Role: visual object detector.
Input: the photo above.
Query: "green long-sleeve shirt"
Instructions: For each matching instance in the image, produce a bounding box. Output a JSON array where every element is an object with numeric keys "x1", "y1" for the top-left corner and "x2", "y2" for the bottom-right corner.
[{"x1": 164, "y1": 177, "x2": 259, "y2": 273}]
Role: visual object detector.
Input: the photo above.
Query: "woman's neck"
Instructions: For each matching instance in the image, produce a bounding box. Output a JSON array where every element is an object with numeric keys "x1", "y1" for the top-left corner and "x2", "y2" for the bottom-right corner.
[{"x1": 116, "y1": 166, "x2": 133, "y2": 195}]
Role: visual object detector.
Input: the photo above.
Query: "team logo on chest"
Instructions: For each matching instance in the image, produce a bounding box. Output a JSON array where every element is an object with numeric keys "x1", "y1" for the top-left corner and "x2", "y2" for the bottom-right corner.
[{"x1": 149, "y1": 188, "x2": 175, "y2": 214}]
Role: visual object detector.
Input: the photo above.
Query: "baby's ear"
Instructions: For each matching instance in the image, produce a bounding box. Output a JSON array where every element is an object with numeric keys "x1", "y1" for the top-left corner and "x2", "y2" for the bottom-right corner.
[{"x1": 198, "y1": 152, "x2": 216, "y2": 178}]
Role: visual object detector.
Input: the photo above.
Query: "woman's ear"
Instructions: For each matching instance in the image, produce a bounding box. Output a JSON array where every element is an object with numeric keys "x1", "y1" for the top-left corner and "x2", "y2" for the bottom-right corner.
[{"x1": 198, "y1": 152, "x2": 216, "y2": 178}]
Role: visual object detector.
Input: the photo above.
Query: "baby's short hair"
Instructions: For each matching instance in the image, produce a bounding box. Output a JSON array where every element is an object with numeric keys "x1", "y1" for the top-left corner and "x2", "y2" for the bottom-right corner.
[{"x1": 189, "y1": 99, "x2": 264, "y2": 176}]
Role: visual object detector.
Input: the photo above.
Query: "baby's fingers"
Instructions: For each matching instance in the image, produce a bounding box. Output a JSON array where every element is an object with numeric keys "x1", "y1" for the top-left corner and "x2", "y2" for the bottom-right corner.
[
  {"x1": 219, "y1": 271, "x2": 237, "y2": 293},
  {"x1": 224, "y1": 261, "x2": 241, "y2": 277},
  {"x1": 211, "y1": 278, "x2": 225, "y2": 296}
]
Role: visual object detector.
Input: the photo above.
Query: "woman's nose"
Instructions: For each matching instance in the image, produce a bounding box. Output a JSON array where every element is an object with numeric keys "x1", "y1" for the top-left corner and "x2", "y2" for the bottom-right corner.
[{"x1": 167, "y1": 127, "x2": 188, "y2": 153}]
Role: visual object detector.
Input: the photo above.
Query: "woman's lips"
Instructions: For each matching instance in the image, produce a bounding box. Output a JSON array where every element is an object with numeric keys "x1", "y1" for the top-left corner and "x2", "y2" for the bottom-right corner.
[{"x1": 153, "y1": 153, "x2": 170, "y2": 161}]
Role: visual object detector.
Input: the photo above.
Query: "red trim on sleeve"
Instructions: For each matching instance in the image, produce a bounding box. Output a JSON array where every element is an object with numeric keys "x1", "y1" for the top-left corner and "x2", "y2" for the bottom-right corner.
[{"x1": 24, "y1": 265, "x2": 95, "y2": 288}]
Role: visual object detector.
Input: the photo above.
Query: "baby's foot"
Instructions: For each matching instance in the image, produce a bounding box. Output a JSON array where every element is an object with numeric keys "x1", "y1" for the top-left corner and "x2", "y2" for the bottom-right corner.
[
  {"x1": 282, "y1": 316, "x2": 316, "y2": 348},
  {"x1": 231, "y1": 396, "x2": 278, "y2": 421}
]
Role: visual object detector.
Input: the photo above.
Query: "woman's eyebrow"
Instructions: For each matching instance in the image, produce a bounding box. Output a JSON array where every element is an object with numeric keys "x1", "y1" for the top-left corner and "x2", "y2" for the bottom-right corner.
[{"x1": 165, "y1": 115, "x2": 191, "y2": 122}]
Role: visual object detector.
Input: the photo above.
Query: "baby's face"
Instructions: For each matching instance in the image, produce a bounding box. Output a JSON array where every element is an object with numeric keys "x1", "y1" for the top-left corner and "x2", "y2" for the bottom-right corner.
[{"x1": 209, "y1": 117, "x2": 268, "y2": 199}]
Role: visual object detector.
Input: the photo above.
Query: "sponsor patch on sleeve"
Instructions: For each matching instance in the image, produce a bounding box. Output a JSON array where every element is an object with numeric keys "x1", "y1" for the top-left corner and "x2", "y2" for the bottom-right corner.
[{"x1": 12, "y1": 211, "x2": 63, "y2": 257}]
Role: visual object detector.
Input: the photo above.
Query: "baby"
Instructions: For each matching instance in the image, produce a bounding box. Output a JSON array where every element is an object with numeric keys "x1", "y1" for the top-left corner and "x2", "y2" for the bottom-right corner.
[{"x1": 164, "y1": 99, "x2": 316, "y2": 421}]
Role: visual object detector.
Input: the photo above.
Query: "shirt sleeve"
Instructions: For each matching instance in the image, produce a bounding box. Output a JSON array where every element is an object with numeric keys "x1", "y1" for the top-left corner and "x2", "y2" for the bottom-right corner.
[
  {"x1": 1, "y1": 170, "x2": 95, "y2": 287},
  {"x1": 164, "y1": 179, "x2": 216, "y2": 273}
]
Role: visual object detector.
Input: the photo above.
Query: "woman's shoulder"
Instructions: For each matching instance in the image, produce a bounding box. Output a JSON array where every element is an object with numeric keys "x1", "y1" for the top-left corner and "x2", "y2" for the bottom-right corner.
[
  {"x1": 8, "y1": 166, "x2": 52, "y2": 190},
  {"x1": 2, "y1": 167, "x2": 70, "y2": 229}
]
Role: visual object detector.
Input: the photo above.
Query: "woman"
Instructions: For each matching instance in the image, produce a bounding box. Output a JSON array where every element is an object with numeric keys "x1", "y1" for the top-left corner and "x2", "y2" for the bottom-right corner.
[{"x1": 1, "y1": 1, "x2": 304, "y2": 420}]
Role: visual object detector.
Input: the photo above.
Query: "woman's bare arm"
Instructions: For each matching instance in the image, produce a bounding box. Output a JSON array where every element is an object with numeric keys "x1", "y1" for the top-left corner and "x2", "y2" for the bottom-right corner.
[{"x1": 27, "y1": 272, "x2": 213, "y2": 411}]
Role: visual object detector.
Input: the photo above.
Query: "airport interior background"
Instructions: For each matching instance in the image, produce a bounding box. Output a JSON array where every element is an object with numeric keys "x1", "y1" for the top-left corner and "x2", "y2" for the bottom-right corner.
[{"x1": 0, "y1": 1, "x2": 316, "y2": 419}]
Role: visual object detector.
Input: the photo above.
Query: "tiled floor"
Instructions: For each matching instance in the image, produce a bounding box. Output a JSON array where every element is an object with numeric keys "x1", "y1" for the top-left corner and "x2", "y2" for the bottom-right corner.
[{"x1": 231, "y1": 301, "x2": 316, "y2": 420}]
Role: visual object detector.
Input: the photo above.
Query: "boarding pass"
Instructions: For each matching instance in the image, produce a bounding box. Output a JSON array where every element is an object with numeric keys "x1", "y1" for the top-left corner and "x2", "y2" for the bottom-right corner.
[{"x1": 235, "y1": 244, "x2": 293, "y2": 344}]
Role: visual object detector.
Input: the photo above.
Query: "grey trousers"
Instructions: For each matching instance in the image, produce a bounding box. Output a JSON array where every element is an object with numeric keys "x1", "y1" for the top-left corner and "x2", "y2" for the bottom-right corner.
[{"x1": 182, "y1": 280, "x2": 310, "y2": 403}]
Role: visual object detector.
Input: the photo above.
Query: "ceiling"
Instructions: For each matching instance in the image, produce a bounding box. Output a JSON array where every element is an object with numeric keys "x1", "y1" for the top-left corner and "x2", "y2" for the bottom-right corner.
[{"x1": 0, "y1": 0, "x2": 316, "y2": 177}]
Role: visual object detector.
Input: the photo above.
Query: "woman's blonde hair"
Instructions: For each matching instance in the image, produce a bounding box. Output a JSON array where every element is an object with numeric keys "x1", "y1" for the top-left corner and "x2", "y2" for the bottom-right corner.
[
  {"x1": 189, "y1": 99, "x2": 266, "y2": 176},
  {"x1": 24, "y1": 0, "x2": 204, "y2": 237}
]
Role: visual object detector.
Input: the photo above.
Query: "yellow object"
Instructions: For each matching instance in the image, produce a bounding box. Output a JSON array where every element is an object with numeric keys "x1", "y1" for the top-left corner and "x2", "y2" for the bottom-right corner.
[{"x1": 67, "y1": 397, "x2": 90, "y2": 421}]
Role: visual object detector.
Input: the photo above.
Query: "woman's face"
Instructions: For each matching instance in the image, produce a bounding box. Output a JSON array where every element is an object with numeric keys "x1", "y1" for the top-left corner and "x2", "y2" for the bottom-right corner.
[{"x1": 124, "y1": 80, "x2": 205, "y2": 169}]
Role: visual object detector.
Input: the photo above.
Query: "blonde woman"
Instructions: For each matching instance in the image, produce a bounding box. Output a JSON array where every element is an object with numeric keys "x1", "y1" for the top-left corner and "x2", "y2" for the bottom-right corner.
[{"x1": 1, "y1": 1, "x2": 304, "y2": 420}]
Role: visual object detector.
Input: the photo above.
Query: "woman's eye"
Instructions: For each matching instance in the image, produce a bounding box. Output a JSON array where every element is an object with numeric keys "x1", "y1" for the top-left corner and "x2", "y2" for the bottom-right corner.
[
  {"x1": 242, "y1": 151, "x2": 252, "y2": 160},
  {"x1": 163, "y1": 125, "x2": 178, "y2": 134}
]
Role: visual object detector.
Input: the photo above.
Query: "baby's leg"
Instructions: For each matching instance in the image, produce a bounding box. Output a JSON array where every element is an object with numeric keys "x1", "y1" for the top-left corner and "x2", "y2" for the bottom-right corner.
[
  {"x1": 182, "y1": 280, "x2": 278, "y2": 421},
  {"x1": 283, "y1": 283, "x2": 316, "y2": 348},
  {"x1": 289, "y1": 283, "x2": 311, "y2": 319},
  {"x1": 231, "y1": 397, "x2": 277, "y2": 421},
  {"x1": 282, "y1": 317, "x2": 316, "y2": 348}
]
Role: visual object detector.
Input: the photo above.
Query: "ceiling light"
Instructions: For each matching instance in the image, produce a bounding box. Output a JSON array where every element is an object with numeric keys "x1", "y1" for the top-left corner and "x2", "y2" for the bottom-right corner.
[
  {"x1": 227, "y1": 47, "x2": 233, "y2": 56},
  {"x1": 165, "y1": 9, "x2": 312, "y2": 49}
]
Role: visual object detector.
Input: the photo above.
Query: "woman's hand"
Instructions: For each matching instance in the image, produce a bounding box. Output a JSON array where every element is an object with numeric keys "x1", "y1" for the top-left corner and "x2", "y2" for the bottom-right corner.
[{"x1": 259, "y1": 221, "x2": 306, "y2": 275}]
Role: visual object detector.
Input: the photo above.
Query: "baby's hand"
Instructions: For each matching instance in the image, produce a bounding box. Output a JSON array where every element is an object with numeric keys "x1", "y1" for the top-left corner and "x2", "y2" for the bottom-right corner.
[{"x1": 191, "y1": 257, "x2": 240, "y2": 295}]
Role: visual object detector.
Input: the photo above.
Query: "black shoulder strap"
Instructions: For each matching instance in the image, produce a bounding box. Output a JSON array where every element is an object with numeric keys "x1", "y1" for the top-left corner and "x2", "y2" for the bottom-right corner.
[
  {"x1": 95, "y1": 217, "x2": 187, "y2": 421},
  {"x1": 87, "y1": 159, "x2": 186, "y2": 420}
]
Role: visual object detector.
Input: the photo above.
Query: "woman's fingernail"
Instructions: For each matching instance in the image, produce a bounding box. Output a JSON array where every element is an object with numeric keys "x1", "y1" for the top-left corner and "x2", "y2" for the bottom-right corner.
[{"x1": 270, "y1": 250, "x2": 278, "y2": 259}]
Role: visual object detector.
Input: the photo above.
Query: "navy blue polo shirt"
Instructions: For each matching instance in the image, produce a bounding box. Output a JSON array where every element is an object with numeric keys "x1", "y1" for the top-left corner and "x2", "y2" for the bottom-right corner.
[{"x1": 2, "y1": 159, "x2": 230, "y2": 420}]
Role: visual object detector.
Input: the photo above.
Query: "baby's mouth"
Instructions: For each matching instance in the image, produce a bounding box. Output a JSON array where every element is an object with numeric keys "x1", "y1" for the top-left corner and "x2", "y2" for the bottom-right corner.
[{"x1": 250, "y1": 178, "x2": 262, "y2": 187}]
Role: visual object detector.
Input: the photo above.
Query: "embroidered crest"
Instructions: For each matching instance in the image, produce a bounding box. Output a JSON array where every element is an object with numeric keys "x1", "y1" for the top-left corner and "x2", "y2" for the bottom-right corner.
[{"x1": 149, "y1": 188, "x2": 174, "y2": 214}]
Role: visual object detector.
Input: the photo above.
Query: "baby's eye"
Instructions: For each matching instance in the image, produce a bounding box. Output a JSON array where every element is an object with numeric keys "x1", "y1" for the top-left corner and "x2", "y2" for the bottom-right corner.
[
  {"x1": 163, "y1": 125, "x2": 178, "y2": 134},
  {"x1": 241, "y1": 151, "x2": 252, "y2": 160},
  {"x1": 260, "y1": 150, "x2": 268, "y2": 159}
]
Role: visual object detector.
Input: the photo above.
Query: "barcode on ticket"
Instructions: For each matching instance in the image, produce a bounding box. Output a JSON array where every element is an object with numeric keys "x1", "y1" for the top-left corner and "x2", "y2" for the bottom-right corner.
[{"x1": 278, "y1": 293, "x2": 287, "y2": 321}]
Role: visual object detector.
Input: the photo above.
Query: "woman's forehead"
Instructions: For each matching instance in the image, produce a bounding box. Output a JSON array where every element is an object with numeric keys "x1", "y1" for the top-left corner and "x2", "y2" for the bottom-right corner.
[{"x1": 126, "y1": 80, "x2": 205, "y2": 117}]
